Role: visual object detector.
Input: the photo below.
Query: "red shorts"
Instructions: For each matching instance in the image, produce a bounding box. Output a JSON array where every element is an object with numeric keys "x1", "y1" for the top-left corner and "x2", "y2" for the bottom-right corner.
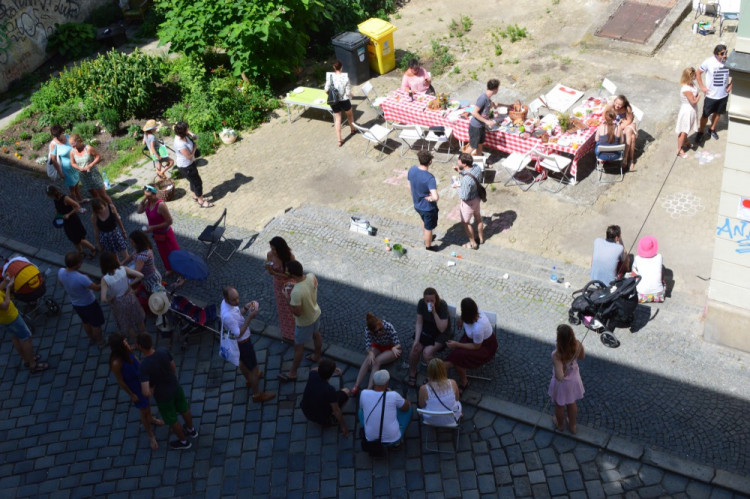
[{"x1": 371, "y1": 343, "x2": 394, "y2": 353}]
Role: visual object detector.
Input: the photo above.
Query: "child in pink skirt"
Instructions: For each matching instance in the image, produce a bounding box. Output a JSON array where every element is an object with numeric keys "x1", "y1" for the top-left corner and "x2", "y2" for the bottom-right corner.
[{"x1": 548, "y1": 324, "x2": 585, "y2": 434}]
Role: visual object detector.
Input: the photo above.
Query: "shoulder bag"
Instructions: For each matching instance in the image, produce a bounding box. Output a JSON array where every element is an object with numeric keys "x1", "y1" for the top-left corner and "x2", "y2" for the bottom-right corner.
[
  {"x1": 465, "y1": 171, "x2": 487, "y2": 202},
  {"x1": 327, "y1": 74, "x2": 340, "y2": 107},
  {"x1": 360, "y1": 392, "x2": 387, "y2": 457},
  {"x1": 218, "y1": 317, "x2": 240, "y2": 367}
]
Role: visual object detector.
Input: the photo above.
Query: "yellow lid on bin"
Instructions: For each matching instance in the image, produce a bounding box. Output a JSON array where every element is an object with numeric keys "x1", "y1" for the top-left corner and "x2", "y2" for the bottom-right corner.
[{"x1": 358, "y1": 18, "x2": 397, "y2": 39}]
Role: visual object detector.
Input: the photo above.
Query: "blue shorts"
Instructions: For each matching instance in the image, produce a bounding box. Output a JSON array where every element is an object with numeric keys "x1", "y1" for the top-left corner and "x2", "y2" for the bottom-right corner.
[
  {"x1": 73, "y1": 301, "x2": 105, "y2": 327},
  {"x1": 295, "y1": 316, "x2": 321, "y2": 345},
  {"x1": 4, "y1": 315, "x2": 31, "y2": 341},
  {"x1": 239, "y1": 339, "x2": 258, "y2": 371},
  {"x1": 416, "y1": 209, "x2": 439, "y2": 231}
]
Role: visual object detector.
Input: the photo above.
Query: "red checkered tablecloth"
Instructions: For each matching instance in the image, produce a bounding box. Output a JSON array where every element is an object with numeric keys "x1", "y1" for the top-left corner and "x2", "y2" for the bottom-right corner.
[{"x1": 380, "y1": 92, "x2": 597, "y2": 182}]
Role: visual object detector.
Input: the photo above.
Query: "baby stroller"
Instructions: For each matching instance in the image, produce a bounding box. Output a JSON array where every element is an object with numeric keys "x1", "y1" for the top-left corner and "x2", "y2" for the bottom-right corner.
[
  {"x1": 568, "y1": 276, "x2": 640, "y2": 348},
  {"x1": 168, "y1": 294, "x2": 220, "y2": 351},
  {"x1": 2, "y1": 257, "x2": 59, "y2": 329}
]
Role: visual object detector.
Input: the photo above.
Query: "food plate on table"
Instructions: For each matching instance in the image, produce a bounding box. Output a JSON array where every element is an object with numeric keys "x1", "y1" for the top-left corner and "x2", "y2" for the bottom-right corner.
[{"x1": 448, "y1": 100, "x2": 461, "y2": 110}]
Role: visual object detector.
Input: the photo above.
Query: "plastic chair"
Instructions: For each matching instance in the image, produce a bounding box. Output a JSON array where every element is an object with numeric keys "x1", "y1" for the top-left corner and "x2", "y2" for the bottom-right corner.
[
  {"x1": 500, "y1": 151, "x2": 538, "y2": 191},
  {"x1": 360, "y1": 81, "x2": 389, "y2": 126},
  {"x1": 718, "y1": 0, "x2": 740, "y2": 36},
  {"x1": 198, "y1": 208, "x2": 238, "y2": 261},
  {"x1": 423, "y1": 126, "x2": 454, "y2": 162},
  {"x1": 353, "y1": 122, "x2": 394, "y2": 161},
  {"x1": 391, "y1": 123, "x2": 426, "y2": 158},
  {"x1": 595, "y1": 143, "x2": 626, "y2": 183},
  {"x1": 417, "y1": 408, "x2": 461, "y2": 453},
  {"x1": 528, "y1": 98, "x2": 545, "y2": 118},
  {"x1": 600, "y1": 78, "x2": 617, "y2": 97},
  {"x1": 533, "y1": 148, "x2": 573, "y2": 193}
]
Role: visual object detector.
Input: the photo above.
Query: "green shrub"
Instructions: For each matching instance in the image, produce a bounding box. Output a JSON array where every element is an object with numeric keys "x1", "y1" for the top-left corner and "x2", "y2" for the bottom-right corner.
[
  {"x1": 194, "y1": 133, "x2": 218, "y2": 157},
  {"x1": 46, "y1": 23, "x2": 97, "y2": 60},
  {"x1": 159, "y1": 126, "x2": 172, "y2": 137},
  {"x1": 37, "y1": 105, "x2": 85, "y2": 128},
  {"x1": 31, "y1": 50, "x2": 165, "y2": 124},
  {"x1": 31, "y1": 132, "x2": 49, "y2": 151},
  {"x1": 97, "y1": 108, "x2": 120, "y2": 134},
  {"x1": 497, "y1": 24, "x2": 528, "y2": 43},
  {"x1": 18, "y1": 131, "x2": 31, "y2": 140},
  {"x1": 449, "y1": 15, "x2": 472, "y2": 37},
  {"x1": 135, "y1": 9, "x2": 165, "y2": 39},
  {"x1": 110, "y1": 136, "x2": 138, "y2": 151},
  {"x1": 430, "y1": 40, "x2": 455, "y2": 76},
  {"x1": 71, "y1": 121, "x2": 98, "y2": 142},
  {"x1": 127, "y1": 124, "x2": 142, "y2": 138},
  {"x1": 397, "y1": 50, "x2": 419, "y2": 71},
  {"x1": 85, "y1": 3, "x2": 121, "y2": 27}
]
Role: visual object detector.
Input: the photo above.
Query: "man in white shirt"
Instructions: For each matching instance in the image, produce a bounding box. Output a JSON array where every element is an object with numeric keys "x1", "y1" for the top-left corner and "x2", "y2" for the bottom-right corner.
[
  {"x1": 221, "y1": 286, "x2": 275, "y2": 403},
  {"x1": 697, "y1": 44, "x2": 732, "y2": 142},
  {"x1": 358, "y1": 370, "x2": 412, "y2": 447}
]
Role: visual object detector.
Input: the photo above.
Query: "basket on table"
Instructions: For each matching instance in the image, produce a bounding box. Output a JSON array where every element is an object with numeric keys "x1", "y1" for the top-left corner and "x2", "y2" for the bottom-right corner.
[
  {"x1": 153, "y1": 177, "x2": 175, "y2": 201},
  {"x1": 508, "y1": 102, "x2": 528, "y2": 124}
]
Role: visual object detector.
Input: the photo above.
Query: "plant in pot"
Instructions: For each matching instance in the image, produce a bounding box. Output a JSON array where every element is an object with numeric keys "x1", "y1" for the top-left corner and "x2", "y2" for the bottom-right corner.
[
  {"x1": 219, "y1": 126, "x2": 238, "y2": 144},
  {"x1": 392, "y1": 243, "x2": 406, "y2": 257}
]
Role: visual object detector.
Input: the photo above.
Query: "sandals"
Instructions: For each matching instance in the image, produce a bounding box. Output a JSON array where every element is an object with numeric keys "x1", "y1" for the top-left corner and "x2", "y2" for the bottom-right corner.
[
  {"x1": 338, "y1": 140, "x2": 343, "y2": 147},
  {"x1": 677, "y1": 151, "x2": 687, "y2": 159},
  {"x1": 23, "y1": 354, "x2": 41, "y2": 368},
  {"x1": 350, "y1": 385, "x2": 359, "y2": 397},
  {"x1": 30, "y1": 361, "x2": 50, "y2": 373},
  {"x1": 198, "y1": 201, "x2": 215, "y2": 208},
  {"x1": 552, "y1": 415, "x2": 564, "y2": 432},
  {"x1": 304, "y1": 353, "x2": 320, "y2": 363},
  {"x1": 277, "y1": 373, "x2": 298, "y2": 382},
  {"x1": 151, "y1": 418, "x2": 165, "y2": 426},
  {"x1": 462, "y1": 242, "x2": 478, "y2": 250}
]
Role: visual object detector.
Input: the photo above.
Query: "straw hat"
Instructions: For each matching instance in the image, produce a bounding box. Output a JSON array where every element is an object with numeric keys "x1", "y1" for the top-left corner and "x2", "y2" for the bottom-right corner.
[
  {"x1": 148, "y1": 291, "x2": 170, "y2": 316},
  {"x1": 142, "y1": 119, "x2": 161, "y2": 132},
  {"x1": 637, "y1": 236, "x2": 658, "y2": 259}
]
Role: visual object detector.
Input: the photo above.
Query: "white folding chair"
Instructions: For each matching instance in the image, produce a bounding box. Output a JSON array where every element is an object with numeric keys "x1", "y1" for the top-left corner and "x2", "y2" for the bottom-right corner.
[
  {"x1": 353, "y1": 122, "x2": 394, "y2": 161},
  {"x1": 500, "y1": 151, "x2": 538, "y2": 191},
  {"x1": 417, "y1": 408, "x2": 461, "y2": 453},
  {"x1": 595, "y1": 143, "x2": 626, "y2": 183},
  {"x1": 600, "y1": 78, "x2": 617, "y2": 97},
  {"x1": 718, "y1": 0, "x2": 740, "y2": 35},
  {"x1": 360, "y1": 81, "x2": 389, "y2": 126},
  {"x1": 534, "y1": 148, "x2": 574, "y2": 193},
  {"x1": 391, "y1": 123, "x2": 426, "y2": 158},
  {"x1": 528, "y1": 98, "x2": 545, "y2": 118},
  {"x1": 423, "y1": 126, "x2": 454, "y2": 162}
]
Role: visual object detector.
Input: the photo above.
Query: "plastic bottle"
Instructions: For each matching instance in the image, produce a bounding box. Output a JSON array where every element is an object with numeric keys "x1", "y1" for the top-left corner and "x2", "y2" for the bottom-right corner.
[
  {"x1": 550, "y1": 266, "x2": 557, "y2": 283},
  {"x1": 102, "y1": 171, "x2": 111, "y2": 189}
]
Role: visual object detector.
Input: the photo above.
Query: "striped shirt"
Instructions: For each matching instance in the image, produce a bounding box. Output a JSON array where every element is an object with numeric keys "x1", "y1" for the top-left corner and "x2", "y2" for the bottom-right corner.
[{"x1": 458, "y1": 164, "x2": 482, "y2": 201}]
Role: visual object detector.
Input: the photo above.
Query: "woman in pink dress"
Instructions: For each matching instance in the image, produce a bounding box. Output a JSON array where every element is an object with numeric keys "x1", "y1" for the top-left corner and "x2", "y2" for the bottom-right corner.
[
  {"x1": 137, "y1": 185, "x2": 181, "y2": 279},
  {"x1": 548, "y1": 324, "x2": 586, "y2": 434},
  {"x1": 265, "y1": 236, "x2": 296, "y2": 343}
]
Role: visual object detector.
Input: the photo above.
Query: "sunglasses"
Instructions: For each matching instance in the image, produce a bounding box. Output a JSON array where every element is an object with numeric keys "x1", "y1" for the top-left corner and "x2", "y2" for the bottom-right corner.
[{"x1": 719, "y1": 51, "x2": 727, "y2": 56}]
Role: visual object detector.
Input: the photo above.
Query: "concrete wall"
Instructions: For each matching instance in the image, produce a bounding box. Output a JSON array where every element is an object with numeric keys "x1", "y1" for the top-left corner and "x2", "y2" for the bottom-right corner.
[
  {"x1": 0, "y1": 0, "x2": 110, "y2": 93},
  {"x1": 705, "y1": 5, "x2": 750, "y2": 352}
]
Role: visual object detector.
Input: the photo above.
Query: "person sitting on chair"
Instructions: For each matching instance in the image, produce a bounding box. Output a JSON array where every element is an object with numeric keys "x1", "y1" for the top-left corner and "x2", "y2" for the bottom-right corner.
[
  {"x1": 301, "y1": 359, "x2": 350, "y2": 437},
  {"x1": 359, "y1": 370, "x2": 412, "y2": 447},
  {"x1": 407, "y1": 287, "x2": 451, "y2": 388},
  {"x1": 418, "y1": 358, "x2": 462, "y2": 425},
  {"x1": 444, "y1": 297, "x2": 498, "y2": 396},
  {"x1": 595, "y1": 110, "x2": 623, "y2": 162},
  {"x1": 401, "y1": 58, "x2": 435, "y2": 96},
  {"x1": 590, "y1": 225, "x2": 627, "y2": 284},
  {"x1": 350, "y1": 312, "x2": 402, "y2": 397}
]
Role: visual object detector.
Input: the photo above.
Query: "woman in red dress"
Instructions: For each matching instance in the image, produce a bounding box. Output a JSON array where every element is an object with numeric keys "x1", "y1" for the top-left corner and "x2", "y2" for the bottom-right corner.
[{"x1": 265, "y1": 236, "x2": 296, "y2": 343}]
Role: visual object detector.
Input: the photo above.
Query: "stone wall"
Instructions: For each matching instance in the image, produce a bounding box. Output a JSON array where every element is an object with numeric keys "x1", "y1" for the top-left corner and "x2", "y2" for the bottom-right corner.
[{"x1": 0, "y1": 0, "x2": 110, "y2": 93}]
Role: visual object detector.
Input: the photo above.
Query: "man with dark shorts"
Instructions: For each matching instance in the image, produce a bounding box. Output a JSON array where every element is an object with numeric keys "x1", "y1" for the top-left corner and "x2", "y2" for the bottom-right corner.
[
  {"x1": 301, "y1": 359, "x2": 350, "y2": 437},
  {"x1": 407, "y1": 150, "x2": 440, "y2": 251},
  {"x1": 697, "y1": 44, "x2": 731, "y2": 142},
  {"x1": 137, "y1": 333, "x2": 198, "y2": 450},
  {"x1": 469, "y1": 79, "x2": 500, "y2": 156},
  {"x1": 58, "y1": 251, "x2": 104, "y2": 346},
  {"x1": 220, "y1": 286, "x2": 275, "y2": 403}
]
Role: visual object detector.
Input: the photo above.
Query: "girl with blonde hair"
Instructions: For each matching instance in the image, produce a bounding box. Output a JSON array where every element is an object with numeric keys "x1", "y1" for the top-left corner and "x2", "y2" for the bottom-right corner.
[
  {"x1": 676, "y1": 67, "x2": 700, "y2": 158},
  {"x1": 418, "y1": 358, "x2": 462, "y2": 425}
]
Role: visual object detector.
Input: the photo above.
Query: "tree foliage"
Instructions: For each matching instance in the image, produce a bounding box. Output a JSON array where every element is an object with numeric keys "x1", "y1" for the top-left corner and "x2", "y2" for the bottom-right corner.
[{"x1": 154, "y1": 0, "x2": 328, "y2": 81}]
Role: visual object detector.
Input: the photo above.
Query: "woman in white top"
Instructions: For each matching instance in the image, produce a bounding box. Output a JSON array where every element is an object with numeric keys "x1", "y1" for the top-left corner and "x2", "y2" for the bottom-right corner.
[
  {"x1": 445, "y1": 297, "x2": 498, "y2": 394},
  {"x1": 324, "y1": 60, "x2": 356, "y2": 147},
  {"x1": 173, "y1": 121, "x2": 213, "y2": 208},
  {"x1": 676, "y1": 67, "x2": 700, "y2": 159},
  {"x1": 631, "y1": 236, "x2": 665, "y2": 303},
  {"x1": 100, "y1": 251, "x2": 146, "y2": 339},
  {"x1": 418, "y1": 358, "x2": 462, "y2": 425}
]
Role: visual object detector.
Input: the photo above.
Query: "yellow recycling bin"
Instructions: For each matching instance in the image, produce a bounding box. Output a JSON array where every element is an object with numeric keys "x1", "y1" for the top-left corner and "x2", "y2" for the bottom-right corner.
[{"x1": 358, "y1": 18, "x2": 397, "y2": 75}]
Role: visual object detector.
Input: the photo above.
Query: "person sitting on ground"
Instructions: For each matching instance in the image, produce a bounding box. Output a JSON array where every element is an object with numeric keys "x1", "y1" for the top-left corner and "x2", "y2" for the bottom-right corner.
[
  {"x1": 595, "y1": 109, "x2": 623, "y2": 161},
  {"x1": 142, "y1": 120, "x2": 174, "y2": 178},
  {"x1": 407, "y1": 287, "x2": 451, "y2": 388},
  {"x1": 444, "y1": 297, "x2": 498, "y2": 395},
  {"x1": 301, "y1": 359, "x2": 350, "y2": 437},
  {"x1": 401, "y1": 58, "x2": 435, "y2": 96},
  {"x1": 351, "y1": 312, "x2": 402, "y2": 397},
  {"x1": 359, "y1": 370, "x2": 412, "y2": 447},
  {"x1": 418, "y1": 358, "x2": 462, "y2": 425},
  {"x1": 631, "y1": 235, "x2": 665, "y2": 303},
  {"x1": 590, "y1": 225, "x2": 627, "y2": 285}
]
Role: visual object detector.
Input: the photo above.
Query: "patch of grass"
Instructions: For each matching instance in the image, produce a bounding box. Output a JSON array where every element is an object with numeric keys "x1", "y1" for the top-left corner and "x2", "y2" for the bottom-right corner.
[
  {"x1": 469, "y1": 70, "x2": 478, "y2": 80},
  {"x1": 31, "y1": 132, "x2": 49, "y2": 150},
  {"x1": 109, "y1": 136, "x2": 138, "y2": 152},
  {"x1": 496, "y1": 24, "x2": 528, "y2": 43},
  {"x1": 494, "y1": 44, "x2": 503, "y2": 56},
  {"x1": 18, "y1": 131, "x2": 31, "y2": 140},
  {"x1": 394, "y1": 13, "x2": 401, "y2": 19},
  {"x1": 8, "y1": 108, "x2": 34, "y2": 128},
  {"x1": 103, "y1": 149, "x2": 144, "y2": 180},
  {"x1": 430, "y1": 40, "x2": 455, "y2": 76},
  {"x1": 449, "y1": 15, "x2": 473, "y2": 37},
  {"x1": 561, "y1": 57, "x2": 572, "y2": 65},
  {"x1": 552, "y1": 0, "x2": 560, "y2": 4},
  {"x1": 453, "y1": 66, "x2": 461, "y2": 74}
]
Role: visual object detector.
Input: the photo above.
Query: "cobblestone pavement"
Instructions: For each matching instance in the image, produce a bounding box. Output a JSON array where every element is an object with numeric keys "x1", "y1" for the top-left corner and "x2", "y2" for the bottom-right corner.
[{"x1": 0, "y1": 251, "x2": 745, "y2": 498}]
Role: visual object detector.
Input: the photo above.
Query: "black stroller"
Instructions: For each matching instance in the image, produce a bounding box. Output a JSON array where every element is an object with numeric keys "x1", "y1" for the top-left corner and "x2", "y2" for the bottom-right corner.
[{"x1": 568, "y1": 276, "x2": 640, "y2": 348}]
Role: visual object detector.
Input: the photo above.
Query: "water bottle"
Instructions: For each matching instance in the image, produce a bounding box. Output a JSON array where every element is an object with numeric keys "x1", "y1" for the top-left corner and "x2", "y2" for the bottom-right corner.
[
  {"x1": 550, "y1": 266, "x2": 558, "y2": 283},
  {"x1": 102, "y1": 171, "x2": 111, "y2": 189}
]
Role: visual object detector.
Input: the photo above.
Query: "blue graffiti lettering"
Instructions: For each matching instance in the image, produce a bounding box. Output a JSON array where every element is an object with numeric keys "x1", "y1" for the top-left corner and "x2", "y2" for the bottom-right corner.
[{"x1": 717, "y1": 218, "x2": 750, "y2": 254}]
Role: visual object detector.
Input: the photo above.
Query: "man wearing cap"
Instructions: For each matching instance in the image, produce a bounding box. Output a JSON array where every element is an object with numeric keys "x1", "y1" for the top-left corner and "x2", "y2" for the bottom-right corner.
[
  {"x1": 58, "y1": 251, "x2": 105, "y2": 346},
  {"x1": 142, "y1": 120, "x2": 174, "y2": 178},
  {"x1": 221, "y1": 286, "x2": 275, "y2": 403},
  {"x1": 358, "y1": 370, "x2": 412, "y2": 447}
]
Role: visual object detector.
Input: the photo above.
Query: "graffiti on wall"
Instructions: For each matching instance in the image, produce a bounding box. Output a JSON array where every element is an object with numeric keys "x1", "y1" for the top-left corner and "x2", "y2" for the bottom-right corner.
[
  {"x1": 0, "y1": 0, "x2": 82, "y2": 84},
  {"x1": 716, "y1": 218, "x2": 750, "y2": 254}
]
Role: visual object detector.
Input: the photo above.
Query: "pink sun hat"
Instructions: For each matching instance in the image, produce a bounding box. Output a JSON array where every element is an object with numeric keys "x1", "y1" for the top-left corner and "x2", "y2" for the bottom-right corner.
[{"x1": 637, "y1": 236, "x2": 658, "y2": 258}]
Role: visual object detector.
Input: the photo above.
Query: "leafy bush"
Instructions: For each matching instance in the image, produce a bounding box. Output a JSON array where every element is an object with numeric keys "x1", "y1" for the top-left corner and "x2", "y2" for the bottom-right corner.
[
  {"x1": 135, "y1": 9, "x2": 165, "y2": 39},
  {"x1": 31, "y1": 50, "x2": 165, "y2": 125},
  {"x1": 397, "y1": 50, "x2": 419, "y2": 71},
  {"x1": 159, "y1": 126, "x2": 172, "y2": 137},
  {"x1": 46, "y1": 23, "x2": 97, "y2": 60},
  {"x1": 37, "y1": 105, "x2": 85, "y2": 129},
  {"x1": 110, "y1": 136, "x2": 138, "y2": 151},
  {"x1": 449, "y1": 15, "x2": 472, "y2": 37},
  {"x1": 71, "y1": 121, "x2": 98, "y2": 142},
  {"x1": 18, "y1": 131, "x2": 31, "y2": 140},
  {"x1": 194, "y1": 133, "x2": 218, "y2": 157},
  {"x1": 97, "y1": 108, "x2": 120, "y2": 134},
  {"x1": 86, "y1": 3, "x2": 121, "y2": 27},
  {"x1": 430, "y1": 40, "x2": 455, "y2": 76},
  {"x1": 31, "y1": 132, "x2": 49, "y2": 151},
  {"x1": 127, "y1": 124, "x2": 142, "y2": 138},
  {"x1": 497, "y1": 24, "x2": 528, "y2": 43}
]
